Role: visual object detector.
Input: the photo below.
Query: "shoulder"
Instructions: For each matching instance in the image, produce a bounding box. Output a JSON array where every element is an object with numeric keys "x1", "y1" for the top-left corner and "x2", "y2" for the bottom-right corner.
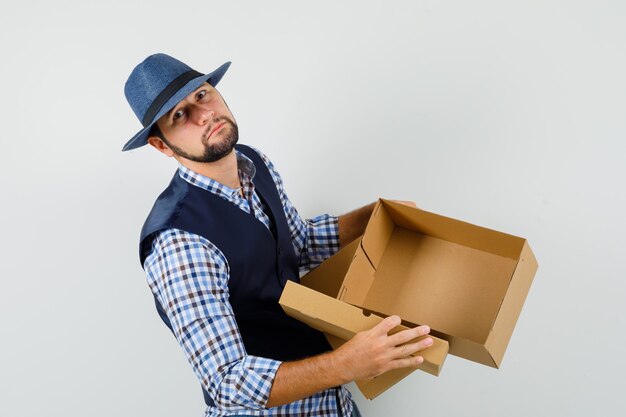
[{"x1": 141, "y1": 171, "x2": 188, "y2": 239}]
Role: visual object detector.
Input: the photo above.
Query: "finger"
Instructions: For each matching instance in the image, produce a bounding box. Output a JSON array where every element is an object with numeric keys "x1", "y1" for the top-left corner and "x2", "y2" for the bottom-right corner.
[
  {"x1": 393, "y1": 337, "x2": 433, "y2": 359},
  {"x1": 374, "y1": 315, "x2": 401, "y2": 336},
  {"x1": 391, "y1": 356, "x2": 424, "y2": 371},
  {"x1": 387, "y1": 324, "x2": 430, "y2": 346}
]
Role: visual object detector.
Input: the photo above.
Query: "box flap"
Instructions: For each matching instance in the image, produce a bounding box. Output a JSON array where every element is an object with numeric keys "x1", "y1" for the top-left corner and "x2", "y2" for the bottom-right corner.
[
  {"x1": 360, "y1": 200, "x2": 395, "y2": 268},
  {"x1": 485, "y1": 240, "x2": 538, "y2": 367},
  {"x1": 300, "y1": 237, "x2": 361, "y2": 298},
  {"x1": 339, "y1": 245, "x2": 377, "y2": 306},
  {"x1": 280, "y1": 280, "x2": 375, "y2": 340},
  {"x1": 279, "y1": 281, "x2": 449, "y2": 378}
]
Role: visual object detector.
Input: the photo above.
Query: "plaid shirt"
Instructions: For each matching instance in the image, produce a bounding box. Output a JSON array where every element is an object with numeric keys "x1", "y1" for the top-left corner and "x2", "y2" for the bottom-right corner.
[{"x1": 143, "y1": 146, "x2": 353, "y2": 417}]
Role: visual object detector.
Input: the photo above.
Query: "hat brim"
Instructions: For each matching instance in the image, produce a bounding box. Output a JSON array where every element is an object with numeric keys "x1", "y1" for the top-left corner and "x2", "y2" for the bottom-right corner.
[{"x1": 122, "y1": 61, "x2": 231, "y2": 152}]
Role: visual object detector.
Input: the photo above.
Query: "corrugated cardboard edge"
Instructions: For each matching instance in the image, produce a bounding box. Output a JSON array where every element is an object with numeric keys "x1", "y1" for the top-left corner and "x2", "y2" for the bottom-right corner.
[
  {"x1": 485, "y1": 240, "x2": 539, "y2": 367},
  {"x1": 279, "y1": 281, "x2": 449, "y2": 399}
]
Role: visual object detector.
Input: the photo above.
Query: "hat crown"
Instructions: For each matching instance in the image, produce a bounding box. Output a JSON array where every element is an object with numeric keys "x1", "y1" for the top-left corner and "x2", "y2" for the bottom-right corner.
[{"x1": 124, "y1": 53, "x2": 195, "y2": 123}]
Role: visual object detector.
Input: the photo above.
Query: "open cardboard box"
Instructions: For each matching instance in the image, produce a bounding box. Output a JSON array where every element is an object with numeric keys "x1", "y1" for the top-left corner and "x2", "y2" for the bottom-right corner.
[{"x1": 279, "y1": 199, "x2": 538, "y2": 399}]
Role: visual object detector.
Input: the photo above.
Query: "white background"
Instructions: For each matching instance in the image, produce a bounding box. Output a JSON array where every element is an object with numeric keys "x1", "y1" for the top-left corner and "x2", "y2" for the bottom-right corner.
[{"x1": 1, "y1": 1, "x2": 625, "y2": 416}]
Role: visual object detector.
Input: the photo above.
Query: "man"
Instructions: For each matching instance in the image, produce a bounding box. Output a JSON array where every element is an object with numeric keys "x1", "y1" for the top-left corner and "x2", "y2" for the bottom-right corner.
[{"x1": 123, "y1": 53, "x2": 433, "y2": 417}]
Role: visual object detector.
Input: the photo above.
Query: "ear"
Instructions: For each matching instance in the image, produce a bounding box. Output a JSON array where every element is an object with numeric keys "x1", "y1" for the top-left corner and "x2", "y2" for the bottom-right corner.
[{"x1": 147, "y1": 135, "x2": 175, "y2": 158}]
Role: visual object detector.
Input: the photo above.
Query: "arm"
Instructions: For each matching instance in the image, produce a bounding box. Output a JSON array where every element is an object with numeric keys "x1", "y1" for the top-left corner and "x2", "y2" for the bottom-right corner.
[
  {"x1": 144, "y1": 229, "x2": 281, "y2": 411},
  {"x1": 267, "y1": 315, "x2": 433, "y2": 407},
  {"x1": 337, "y1": 202, "x2": 376, "y2": 249}
]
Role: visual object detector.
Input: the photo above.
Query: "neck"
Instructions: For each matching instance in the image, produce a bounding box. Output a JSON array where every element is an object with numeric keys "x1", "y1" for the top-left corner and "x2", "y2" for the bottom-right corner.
[{"x1": 178, "y1": 150, "x2": 240, "y2": 189}]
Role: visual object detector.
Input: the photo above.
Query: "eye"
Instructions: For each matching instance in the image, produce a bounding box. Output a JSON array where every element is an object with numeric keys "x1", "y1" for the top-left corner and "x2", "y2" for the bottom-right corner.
[
  {"x1": 173, "y1": 109, "x2": 185, "y2": 121},
  {"x1": 196, "y1": 90, "x2": 207, "y2": 101}
]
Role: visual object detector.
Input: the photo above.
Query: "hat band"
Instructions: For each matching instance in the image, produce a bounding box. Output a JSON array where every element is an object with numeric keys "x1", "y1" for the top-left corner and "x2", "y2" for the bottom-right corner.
[{"x1": 142, "y1": 69, "x2": 203, "y2": 127}]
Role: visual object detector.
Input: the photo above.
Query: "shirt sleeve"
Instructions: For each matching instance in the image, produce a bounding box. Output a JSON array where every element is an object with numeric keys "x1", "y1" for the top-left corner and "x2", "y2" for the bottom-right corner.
[
  {"x1": 248, "y1": 146, "x2": 341, "y2": 274},
  {"x1": 143, "y1": 228, "x2": 282, "y2": 411}
]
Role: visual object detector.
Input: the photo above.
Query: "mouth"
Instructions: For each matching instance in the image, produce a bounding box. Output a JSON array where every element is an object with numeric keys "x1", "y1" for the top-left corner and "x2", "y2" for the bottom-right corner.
[{"x1": 207, "y1": 122, "x2": 226, "y2": 140}]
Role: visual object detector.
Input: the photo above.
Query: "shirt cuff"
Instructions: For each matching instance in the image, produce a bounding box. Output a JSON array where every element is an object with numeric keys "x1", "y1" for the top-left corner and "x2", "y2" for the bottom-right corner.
[
  {"x1": 214, "y1": 355, "x2": 282, "y2": 410},
  {"x1": 299, "y1": 214, "x2": 340, "y2": 273}
]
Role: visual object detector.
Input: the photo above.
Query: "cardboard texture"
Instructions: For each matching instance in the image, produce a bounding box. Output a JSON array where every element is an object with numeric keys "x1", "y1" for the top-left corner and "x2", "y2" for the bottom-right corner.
[{"x1": 279, "y1": 199, "x2": 538, "y2": 398}]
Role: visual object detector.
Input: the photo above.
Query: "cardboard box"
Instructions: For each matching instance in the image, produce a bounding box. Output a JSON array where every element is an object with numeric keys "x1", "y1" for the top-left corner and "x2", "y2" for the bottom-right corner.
[{"x1": 279, "y1": 199, "x2": 538, "y2": 398}]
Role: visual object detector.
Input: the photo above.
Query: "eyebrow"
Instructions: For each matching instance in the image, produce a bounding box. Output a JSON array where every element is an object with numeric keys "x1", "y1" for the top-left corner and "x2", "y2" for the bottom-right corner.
[{"x1": 165, "y1": 84, "x2": 210, "y2": 120}]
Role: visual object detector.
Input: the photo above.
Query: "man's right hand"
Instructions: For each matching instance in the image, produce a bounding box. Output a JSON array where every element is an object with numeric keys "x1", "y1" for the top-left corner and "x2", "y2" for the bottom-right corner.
[
  {"x1": 266, "y1": 316, "x2": 432, "y2": 408},
  {"x1": 332, "y1": 315, "x2": 433, "y2": 383}
]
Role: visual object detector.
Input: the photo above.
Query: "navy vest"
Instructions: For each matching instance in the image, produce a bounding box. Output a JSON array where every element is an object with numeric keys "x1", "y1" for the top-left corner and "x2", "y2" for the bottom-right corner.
[{"x1": 139, "y1": 144, "x2": 332, "y2": 406}]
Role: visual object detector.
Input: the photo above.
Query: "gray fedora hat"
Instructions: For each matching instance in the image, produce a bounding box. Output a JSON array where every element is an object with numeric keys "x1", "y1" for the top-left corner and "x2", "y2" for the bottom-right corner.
[{"x1": 122, "y1": 53, "x2": 231, "y2": 151}]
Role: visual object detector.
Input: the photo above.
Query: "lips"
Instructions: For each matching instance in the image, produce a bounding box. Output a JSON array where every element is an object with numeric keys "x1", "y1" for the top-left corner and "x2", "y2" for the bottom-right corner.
[{"x1": 208, "y1": 122, "x2": 226, "y2": 140}]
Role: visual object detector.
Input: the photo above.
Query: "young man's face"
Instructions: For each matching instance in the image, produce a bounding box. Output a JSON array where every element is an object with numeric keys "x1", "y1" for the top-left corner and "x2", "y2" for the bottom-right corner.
[{"x1": 148, "y1": 82, "x2": 238, "y2": 163}]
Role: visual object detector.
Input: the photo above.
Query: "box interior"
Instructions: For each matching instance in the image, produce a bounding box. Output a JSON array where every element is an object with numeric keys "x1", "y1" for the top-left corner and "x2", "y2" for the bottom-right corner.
[{"x1": 343, "y1": 200, "x2": 525, "y2": 344}]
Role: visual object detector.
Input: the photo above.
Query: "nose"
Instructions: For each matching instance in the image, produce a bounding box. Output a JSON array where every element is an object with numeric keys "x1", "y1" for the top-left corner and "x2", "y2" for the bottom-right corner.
[{"x1": 191, "y1": 105, "x2": 214, "y2": 126}]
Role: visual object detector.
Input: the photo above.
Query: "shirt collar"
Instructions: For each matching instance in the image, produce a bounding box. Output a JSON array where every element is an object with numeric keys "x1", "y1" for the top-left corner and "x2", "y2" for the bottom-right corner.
[{"x1": 177, "y1": 150, "x2": 257, "y2": 197}]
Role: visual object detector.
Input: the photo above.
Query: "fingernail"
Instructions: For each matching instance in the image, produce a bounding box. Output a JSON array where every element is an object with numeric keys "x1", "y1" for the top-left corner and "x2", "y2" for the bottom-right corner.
[
  {"x1": 421, "y1": 325, "x2": 430, "y2": 334},
  {"x1": 424, "y1": 337, "x2": 433, "y2": 346}
]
